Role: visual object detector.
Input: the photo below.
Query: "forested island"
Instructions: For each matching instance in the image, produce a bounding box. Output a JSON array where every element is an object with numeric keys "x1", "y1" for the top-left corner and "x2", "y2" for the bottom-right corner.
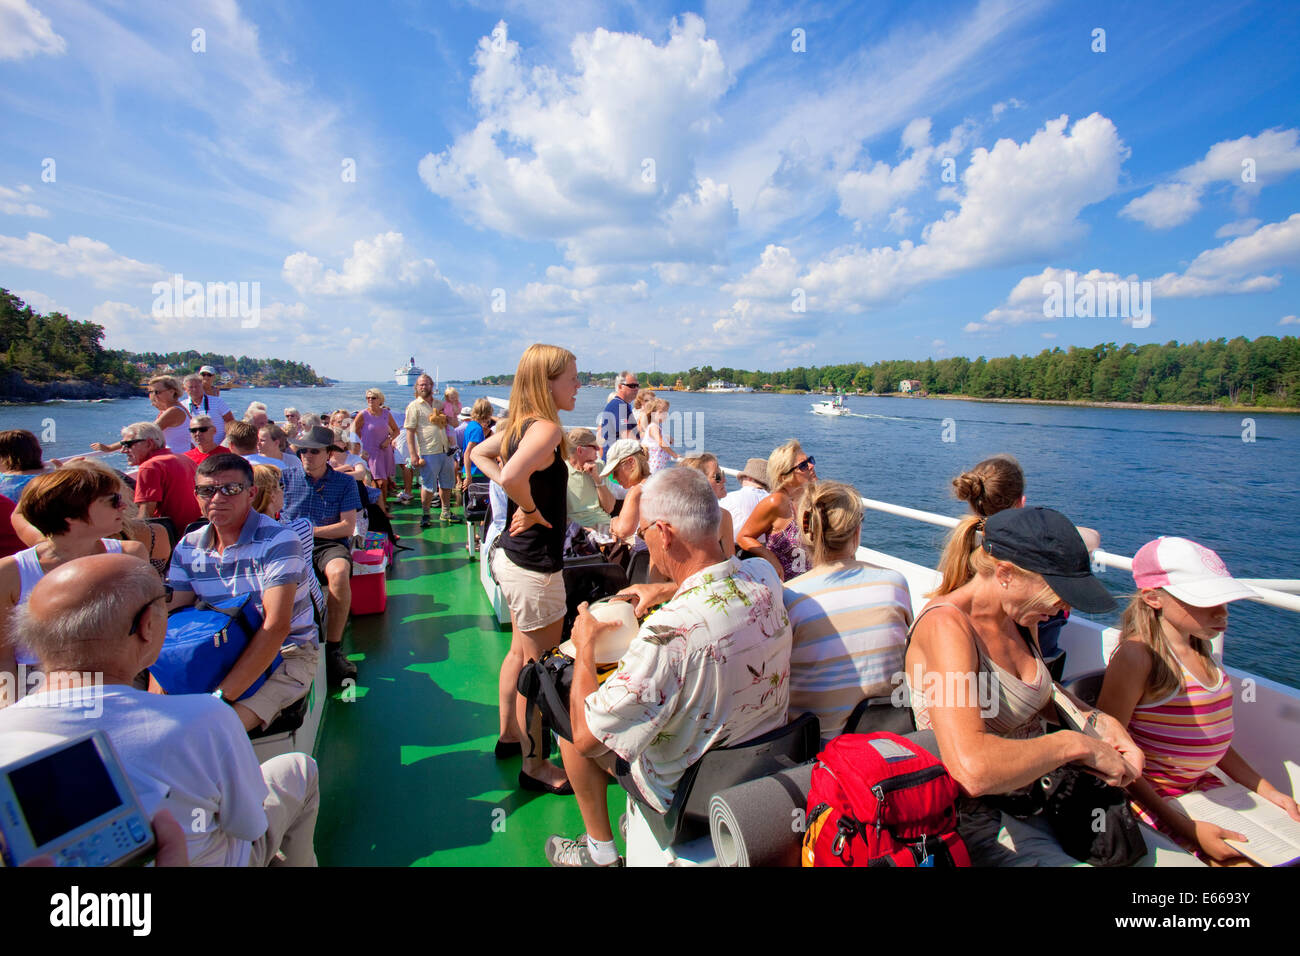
[
  {"x1": 481, "y1": 337, "x2": 1300, "y2": 410},
  {"x1": 1, "y1": 290, "x2": 324, "y2": 401}
]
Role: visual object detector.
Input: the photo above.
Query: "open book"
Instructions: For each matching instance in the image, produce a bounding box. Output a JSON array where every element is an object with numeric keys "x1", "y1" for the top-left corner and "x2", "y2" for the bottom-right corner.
[{"x1": 1174, "y1": 783, "x2": 1300, "y2": 867}]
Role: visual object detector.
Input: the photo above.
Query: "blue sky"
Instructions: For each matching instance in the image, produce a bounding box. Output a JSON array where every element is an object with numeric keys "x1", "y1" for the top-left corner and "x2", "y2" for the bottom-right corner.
[{"x1": 1, "y1": 0, "x2": 1298, "y2": 380}]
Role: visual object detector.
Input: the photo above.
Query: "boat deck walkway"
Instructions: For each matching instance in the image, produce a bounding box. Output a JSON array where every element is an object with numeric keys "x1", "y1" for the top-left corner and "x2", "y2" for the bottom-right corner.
[{"x1": 314, "y1": 499, "x2": 616, "y2": 866}]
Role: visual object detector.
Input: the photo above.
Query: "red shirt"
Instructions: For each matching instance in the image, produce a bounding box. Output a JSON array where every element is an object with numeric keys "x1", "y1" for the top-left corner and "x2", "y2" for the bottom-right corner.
[
  {"x1": 0, "y1": 494, "x2": 24, "y2": 559},
  {"x1": 134, "y1": 449, "x2": 201, "y2": 530},
  {"x1": 185, "y1": 444, "x2": 231, "y2": 465}
]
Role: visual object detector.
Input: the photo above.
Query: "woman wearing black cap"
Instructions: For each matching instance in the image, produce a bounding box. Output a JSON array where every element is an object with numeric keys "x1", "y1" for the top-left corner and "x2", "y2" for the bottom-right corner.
[{"x1": 905, "y1": 506, "x2": 1198, "y2": 865}]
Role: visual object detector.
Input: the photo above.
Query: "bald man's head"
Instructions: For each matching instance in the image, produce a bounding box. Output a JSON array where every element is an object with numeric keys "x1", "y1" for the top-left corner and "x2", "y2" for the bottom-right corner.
[{"x1": 17, "y1": 554, "x2": 166, "y2": 673}]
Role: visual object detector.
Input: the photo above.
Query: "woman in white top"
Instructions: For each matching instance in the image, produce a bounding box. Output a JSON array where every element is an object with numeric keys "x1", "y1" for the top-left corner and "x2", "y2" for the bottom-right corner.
[
  {"x1": 92, "y1": 375, "x2": 191, "y2": 456},
  {"x1": 0, "y1": 465, "x2": 148, "y2": 705}
]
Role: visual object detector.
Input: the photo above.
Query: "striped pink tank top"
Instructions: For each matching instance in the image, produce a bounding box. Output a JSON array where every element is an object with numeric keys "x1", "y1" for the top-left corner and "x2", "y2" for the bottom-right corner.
[{"x1": 1127, "y1": 658, "x2": 1233, "y2": 797}]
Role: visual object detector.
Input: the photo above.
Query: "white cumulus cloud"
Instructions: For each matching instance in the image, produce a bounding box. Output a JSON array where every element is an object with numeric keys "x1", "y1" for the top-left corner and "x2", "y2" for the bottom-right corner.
[
  {"x1": 282, "y1": 232, "x2": 442, "y2": 297},
  {"x1": 0, "y1": 0, "x2": 66, "y2": 60},
  {"x1": 0, "y1": 184, "x2": 49, "y2": 217},
  {"x1": 1151, "y1": 213, "x2": 1300, "y2": 298},
  {"x1": 1120, "y1": 128, "x2": 1300, "y2": 229},
  {"x1": 418, "y1": 16, "x2": 736, "y2": 272},
  {"x1": 0, "y1": 232, "x2": 163, "y2": 287}
]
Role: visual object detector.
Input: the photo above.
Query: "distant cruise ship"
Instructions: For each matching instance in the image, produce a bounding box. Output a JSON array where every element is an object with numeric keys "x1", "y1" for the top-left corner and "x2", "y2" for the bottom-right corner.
[{"x1": 395, "y1": 357, "x2": 424, "y2": 386}]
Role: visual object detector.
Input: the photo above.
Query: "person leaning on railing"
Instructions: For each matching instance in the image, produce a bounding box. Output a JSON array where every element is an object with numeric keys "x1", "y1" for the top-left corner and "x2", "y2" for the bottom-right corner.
[{"x1": 905, "y1": 506, "x2": 1201, "y2": 866}]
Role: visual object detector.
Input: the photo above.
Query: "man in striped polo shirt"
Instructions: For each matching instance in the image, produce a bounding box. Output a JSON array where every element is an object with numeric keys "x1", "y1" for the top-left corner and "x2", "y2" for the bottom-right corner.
[{"x1": 167, "y1": 454, "x2": 319, "y2": 733}]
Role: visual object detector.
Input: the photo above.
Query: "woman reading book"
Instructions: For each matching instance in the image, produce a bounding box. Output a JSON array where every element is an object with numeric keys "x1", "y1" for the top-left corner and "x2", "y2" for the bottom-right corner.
[{"x1": 1097, "y1": 536, "x2": 1300, "y2": 865}]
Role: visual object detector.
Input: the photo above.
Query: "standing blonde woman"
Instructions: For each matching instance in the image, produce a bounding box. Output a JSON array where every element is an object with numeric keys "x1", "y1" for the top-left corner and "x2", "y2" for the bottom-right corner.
[
  {"x1": 353, "y1": 389, "x2": 400, "y2": 503},
  {"x1": 737, "y1": 439, "x2": 816, "y2": 581},
  {"x1": 471, "y1": 344, "x2": 580, "y2": 795},
  {"x1": 91, "y1": 376, "x2": 190, "y2": 456}
]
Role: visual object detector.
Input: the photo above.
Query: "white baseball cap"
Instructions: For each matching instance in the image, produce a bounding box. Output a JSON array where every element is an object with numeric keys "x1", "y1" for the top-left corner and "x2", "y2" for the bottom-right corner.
[{"x1": 1131, "y1": 537, "x2": 1257, "y2": 608}]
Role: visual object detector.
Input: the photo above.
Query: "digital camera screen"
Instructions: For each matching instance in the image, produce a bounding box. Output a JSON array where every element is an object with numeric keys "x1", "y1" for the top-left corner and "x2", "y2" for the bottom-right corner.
[{"x1": 8, "y1": 738, "x2": 123, "y2": 847}]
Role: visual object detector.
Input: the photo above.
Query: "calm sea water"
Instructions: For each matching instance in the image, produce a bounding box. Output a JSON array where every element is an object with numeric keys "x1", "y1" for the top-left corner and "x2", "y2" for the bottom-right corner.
[{"x1": 4, "y1": 384, "x2": 1298, "y2": 687}]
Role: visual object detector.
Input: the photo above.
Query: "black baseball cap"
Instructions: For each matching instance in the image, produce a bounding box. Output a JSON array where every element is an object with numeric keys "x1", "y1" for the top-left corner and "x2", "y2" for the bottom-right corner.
[{"x1": 982, "y1": 507, "x2": 1116, "y2": 614}]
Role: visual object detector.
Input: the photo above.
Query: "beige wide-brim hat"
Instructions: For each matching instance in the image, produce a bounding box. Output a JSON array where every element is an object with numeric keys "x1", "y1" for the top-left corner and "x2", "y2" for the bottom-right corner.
[{"x1": 738, "y1": 457, "x2": 770, "y2": 489}]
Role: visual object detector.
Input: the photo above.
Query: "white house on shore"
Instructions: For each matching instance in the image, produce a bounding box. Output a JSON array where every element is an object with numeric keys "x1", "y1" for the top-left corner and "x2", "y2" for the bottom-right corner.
[{"x1": 899, "y1": 379, "x2": 924, "y2": 393}]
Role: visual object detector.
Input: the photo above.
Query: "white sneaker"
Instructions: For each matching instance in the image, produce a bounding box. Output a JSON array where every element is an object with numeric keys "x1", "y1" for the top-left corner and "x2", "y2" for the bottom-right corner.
[{"x1": 545, "y1": 834, "x2": 623, "y2": 867}]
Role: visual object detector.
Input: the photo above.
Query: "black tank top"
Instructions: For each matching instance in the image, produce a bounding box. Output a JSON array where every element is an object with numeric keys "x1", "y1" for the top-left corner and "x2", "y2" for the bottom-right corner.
[{"x1": 501, "y1": 419, "x2": 567, "y2": 573}]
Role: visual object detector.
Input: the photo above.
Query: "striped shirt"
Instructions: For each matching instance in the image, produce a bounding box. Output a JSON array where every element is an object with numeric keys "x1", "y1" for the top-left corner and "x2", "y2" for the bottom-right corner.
[
  {"x1": 1127, "y1": 659, "x2": 1234, "y2": 797},
  {"x1": 783, "y1": 562, "x2": 913, "y2": 740},
  {"x1": 168, "y1": 510, "x2": 316, "y2": 647}
]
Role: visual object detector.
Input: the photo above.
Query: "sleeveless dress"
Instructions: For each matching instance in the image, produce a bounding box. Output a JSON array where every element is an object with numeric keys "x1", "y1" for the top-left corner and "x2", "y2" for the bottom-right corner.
[
  {"x1": 160, "y1": 405, "x2": 193, "y2": 456},
  {"x1": 642, "y1": 424, "x2": 674, "y2": 473},
  {"x1": 11, "y1": 539, "x2": 125, "y2": 666},
  {"x1": 767, "y1": 519, "x2": 809, "y2": 579},
  {"x1": 357, "y1": 409, "x2": 397, "y2": 481}
]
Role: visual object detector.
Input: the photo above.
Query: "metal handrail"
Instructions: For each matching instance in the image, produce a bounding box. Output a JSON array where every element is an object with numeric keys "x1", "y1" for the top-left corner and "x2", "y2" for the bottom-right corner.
[{"x1": 719, "y1": 466, "x2": 1300, "y2": 616}]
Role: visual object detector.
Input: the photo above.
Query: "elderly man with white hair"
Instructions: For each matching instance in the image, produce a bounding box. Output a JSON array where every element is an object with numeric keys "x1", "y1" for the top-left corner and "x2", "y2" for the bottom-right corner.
[
  {"x1": 119, "y1": 421, "x2": 201, "y2": 533},
  {"x1": 545, "y1": 467, "x2": 793, "y2": 866}
]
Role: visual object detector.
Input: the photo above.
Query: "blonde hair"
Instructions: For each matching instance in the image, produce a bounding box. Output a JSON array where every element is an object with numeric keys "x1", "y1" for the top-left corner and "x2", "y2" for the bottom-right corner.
[
  {"x1": 251, "y1": 464, "x2": 283, "y2": 515},
  {"x1": 471, "y1": 398, "x2": 493, "y2": 423},
  {"x1": 796, "y1": 481, "x2": 864, "y2": 567},
  {"x1": 944, "y1": 544, "x2": 1061, "y2": 614},
  {"x1": 1117, "y1": 592, "x2": 1218, "y2": 702},
  {"x1": 932, "y1": 455, "x2": 1028, "y2": 597},
  {"x1": 147, "y1": 376, "x2": 181, "y2": 400},
  {"x1": 443, "y1": 386, "x2": 459, "y2": 402},
  {"x1": 649, "y1": 398, "x2": 669, "y2": 418},
  {"x1": 499, "y1": 343, "x2": 574, "y2": 464},
  {"x1": 768, "y1": 439, "x2": 804, "y2": 491},
  {"x1": 365, "y1": 388, "x2": 386, "y2": 404},
  {"x1": 617, "y1": 448, "x2": 651, "y2": 485}
]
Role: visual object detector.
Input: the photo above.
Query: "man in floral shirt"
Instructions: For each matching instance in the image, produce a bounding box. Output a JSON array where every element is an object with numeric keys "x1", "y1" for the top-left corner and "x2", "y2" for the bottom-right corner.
[{"x1": 546, "y1": 467, "x2": 792, "y2": 867}]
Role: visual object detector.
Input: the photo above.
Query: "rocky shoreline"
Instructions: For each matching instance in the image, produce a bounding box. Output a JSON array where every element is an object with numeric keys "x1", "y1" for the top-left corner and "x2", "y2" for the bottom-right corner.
[{"x1": 0, "y1": 372, "x2": 141, "y2": 405}]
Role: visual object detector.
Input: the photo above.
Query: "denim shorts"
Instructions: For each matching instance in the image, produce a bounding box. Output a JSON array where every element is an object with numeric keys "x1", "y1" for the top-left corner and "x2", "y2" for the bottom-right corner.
[{"x1": 418, "y1": 452, "x2": 456, "y2": 490}]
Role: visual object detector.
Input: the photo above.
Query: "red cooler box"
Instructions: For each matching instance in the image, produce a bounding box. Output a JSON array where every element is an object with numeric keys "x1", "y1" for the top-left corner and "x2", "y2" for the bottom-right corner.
[{"x1": 351, "y1": 547, "x2": 388, "y2": 614}]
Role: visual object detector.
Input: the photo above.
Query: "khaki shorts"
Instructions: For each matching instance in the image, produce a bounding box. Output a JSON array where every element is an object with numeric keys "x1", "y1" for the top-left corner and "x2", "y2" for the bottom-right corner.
[
  {"x1": 491, "y1": 548, "x2": 566, "y2": 632},
  {"x1": 240, "y1": 642, "x2": 320, "y2": 731}
]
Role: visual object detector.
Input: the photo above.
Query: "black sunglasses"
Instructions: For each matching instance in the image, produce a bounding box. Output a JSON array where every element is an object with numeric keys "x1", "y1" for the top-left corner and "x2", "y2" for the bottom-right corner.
[
  {"x1": 189, "y1": 426, "x2": 212, "y2": 434},
  {"x1": 129, "y1": 586, "x2": 173, "y2": 635},
  {"x1": 120, "y1": 438, "x2": 148, "y2": 449},
  {"x1": 194, "y1": 482, "x2": 248, "y2": 499},
  {"x1": 622, "y1": 381, "x2": 639, "y2": 389},
  {"x1": 785, "y1": 456, "x2": 815, "y2": 476},
  {"x1": 100, "y1": 492, "x2": 123, "y2": 509}
]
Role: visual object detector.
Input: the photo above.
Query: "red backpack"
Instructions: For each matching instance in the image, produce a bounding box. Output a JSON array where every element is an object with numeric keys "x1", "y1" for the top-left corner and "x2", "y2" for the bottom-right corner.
[{"x1": 802, "y1": 732, "x2": 971, "y2": 867}]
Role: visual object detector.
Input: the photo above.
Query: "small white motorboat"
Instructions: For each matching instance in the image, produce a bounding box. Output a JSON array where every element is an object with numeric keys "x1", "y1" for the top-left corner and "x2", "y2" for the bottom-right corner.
[{"x1": 811, "y1": 395, "x2": 851, "y2": 416}]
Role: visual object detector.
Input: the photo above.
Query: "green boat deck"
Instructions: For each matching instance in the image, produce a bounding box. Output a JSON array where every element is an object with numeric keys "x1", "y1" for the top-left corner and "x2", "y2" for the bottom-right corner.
[{"x1": 313, "y1": 499, "x2": 618, "y2": 866}]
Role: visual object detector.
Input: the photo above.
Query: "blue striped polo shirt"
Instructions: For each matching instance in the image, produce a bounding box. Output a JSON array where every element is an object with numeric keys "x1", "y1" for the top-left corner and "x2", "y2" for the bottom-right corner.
[{"x1": 168, "y1": 510, "x2": 316, "y2": 647}]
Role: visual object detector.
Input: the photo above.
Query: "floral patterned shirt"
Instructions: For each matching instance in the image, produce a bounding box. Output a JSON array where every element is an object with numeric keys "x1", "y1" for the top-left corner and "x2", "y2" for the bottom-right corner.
[{"x1": 584, "y1": 556, "x2": 792, "y2": 812}]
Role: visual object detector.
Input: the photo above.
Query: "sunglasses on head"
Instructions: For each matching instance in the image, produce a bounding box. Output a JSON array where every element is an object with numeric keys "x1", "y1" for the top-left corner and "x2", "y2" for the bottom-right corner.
[{"x1": 194, "y1": 482, "x2": 248, "y2": 499}]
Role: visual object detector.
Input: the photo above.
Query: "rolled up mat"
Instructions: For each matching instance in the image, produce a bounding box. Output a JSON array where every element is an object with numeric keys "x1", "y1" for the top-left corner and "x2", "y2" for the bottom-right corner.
[{"x1": 708, "y1": 763, "x2": 815, "y2": 867}]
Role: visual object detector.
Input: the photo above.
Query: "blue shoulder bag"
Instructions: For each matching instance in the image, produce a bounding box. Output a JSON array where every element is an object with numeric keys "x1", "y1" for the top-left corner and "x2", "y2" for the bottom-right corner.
[{"x1": 150, "y1": 595, "x2": 282, "y2": 700}]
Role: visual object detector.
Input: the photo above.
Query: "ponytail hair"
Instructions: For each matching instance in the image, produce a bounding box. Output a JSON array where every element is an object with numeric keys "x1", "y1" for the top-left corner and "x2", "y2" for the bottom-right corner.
[
  {"x1": 796, "y1": 481, "x2": 864, "y2": 567},
  {"x1": 1118, "y1": 592, "x2": 1218, "y2": 701},
  {"x1": 929, "y1": 455, "x2": 1027, "y2": 597}
]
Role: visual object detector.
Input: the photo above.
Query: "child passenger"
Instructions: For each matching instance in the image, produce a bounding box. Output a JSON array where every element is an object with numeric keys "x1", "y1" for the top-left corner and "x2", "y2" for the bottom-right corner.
[{"x1": 1097, "y1": 537, "x2": 1300, "y2": 865}]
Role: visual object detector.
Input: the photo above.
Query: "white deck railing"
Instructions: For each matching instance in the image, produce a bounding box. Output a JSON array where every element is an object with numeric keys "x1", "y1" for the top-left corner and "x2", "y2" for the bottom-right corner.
[
  {"x1": 483, "y1": 394, "x2": 1300, "y2": 616},
  {"x1": 717, "y1": 465, "x2": 1300, "y2": 616}
]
